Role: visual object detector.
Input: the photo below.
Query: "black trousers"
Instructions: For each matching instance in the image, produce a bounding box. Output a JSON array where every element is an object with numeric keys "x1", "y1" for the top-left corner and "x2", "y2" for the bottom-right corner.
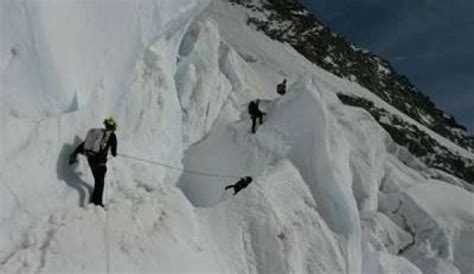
[
  {"x1": 225, "y1": 184, "x2": 238, "y2": 195},
  {"x1": 251, "y1": 114, "x2": 264, "y2": 133},
  {"x1": 89, "y1": 164, "x2": 107, "y2": 206}
]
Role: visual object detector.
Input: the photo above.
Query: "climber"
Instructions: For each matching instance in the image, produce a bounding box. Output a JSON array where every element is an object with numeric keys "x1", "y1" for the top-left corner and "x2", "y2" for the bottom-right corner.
[
  {"x1": 225, "y1": 176, "x2": 253, "y2": 195},
  {"x1": 69, "y1": 116, "x2": 118, "y2": 207},
  {"x1": 248, "y1": 99, "x2": 266, "y2": 134},
  {"x1": 276, "y1": 79, "x2": 287, "y2": 95}
]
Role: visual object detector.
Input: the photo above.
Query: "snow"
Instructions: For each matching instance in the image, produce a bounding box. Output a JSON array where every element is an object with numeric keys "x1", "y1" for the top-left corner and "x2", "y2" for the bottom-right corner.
[
  {"x1": 363, "y1": 250, "x2": 422, "y2": 274},
  {"x1": 379, "y1": 162, "x2": 474, "y2": 273},
  {"x1": 199, "y1": 160, "x2": 347, "y2": 273},
  {"x1": 419, "y1": 112, "x2": 435, "y2": 126},
  {"x1": 324, "y1": 56, "x2": 338, "y2": 67},
  {"x1": 377, "y1": 63, "x2": 390, "y2": 75},
  {"x1": 1, "y1": 0, "x2": 473, "y2": 273},
  {"x1": 329, "y1": 69, "x2": 474, "y2": 161},
  {"x1": 361, "y1": 211, "x2": 413, "y2": 254}
]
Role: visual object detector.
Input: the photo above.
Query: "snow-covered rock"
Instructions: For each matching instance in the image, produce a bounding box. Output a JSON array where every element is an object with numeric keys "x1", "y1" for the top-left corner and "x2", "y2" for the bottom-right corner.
[{"x1": 361, "y1": 211, "x2": 413, "y2": 254}]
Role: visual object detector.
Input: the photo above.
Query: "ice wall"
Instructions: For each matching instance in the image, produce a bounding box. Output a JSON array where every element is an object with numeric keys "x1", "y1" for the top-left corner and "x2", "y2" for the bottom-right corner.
[
  {"x1": 1, "y1": 0, "x2": 473, "y2": 273},
  {"x1": 0, "y1": 0, "x2": 207, "y2": 262}
]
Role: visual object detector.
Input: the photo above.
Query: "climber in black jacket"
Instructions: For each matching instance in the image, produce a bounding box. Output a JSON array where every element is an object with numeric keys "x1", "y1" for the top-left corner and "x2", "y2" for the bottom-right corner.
[
  {"x1": 248, "y1": 99, "x2": 266, "y2": 134},
  {"x1": 69, "y1": 117, "x2": 118, "y2": 207},
  {"x1": 276, "y1": 79, "x2": 287, "y2": 95},
  {"x1": 225, "y1": 176, "x2": 253, "y2": 195}
]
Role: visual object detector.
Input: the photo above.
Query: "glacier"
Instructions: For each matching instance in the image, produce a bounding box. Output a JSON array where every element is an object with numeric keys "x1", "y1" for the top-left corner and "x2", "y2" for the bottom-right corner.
[{"x1": 1, "y1": 0, "x2": 473, "y2": 273}]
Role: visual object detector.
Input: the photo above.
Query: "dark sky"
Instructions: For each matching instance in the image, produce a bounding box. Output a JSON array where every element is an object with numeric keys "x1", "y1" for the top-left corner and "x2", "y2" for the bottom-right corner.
[{"x1": 300, "y1": 0, "x2": 474, "y2": 133}]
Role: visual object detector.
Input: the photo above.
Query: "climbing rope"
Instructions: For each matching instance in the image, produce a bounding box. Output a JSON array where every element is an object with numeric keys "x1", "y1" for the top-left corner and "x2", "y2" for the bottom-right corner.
[
  {"x1": 99, "y1": 153, "x2": 241, "y2": 273},
  {"x1": 118, "y1": 153, "x2": 241, "y2": 179},
  {"x1": 104, "y1": 177, "x2": 111, "y2": 274}
]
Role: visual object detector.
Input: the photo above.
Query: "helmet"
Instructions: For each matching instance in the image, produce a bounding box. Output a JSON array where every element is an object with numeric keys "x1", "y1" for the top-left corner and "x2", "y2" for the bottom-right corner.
[{"x1": 103, "y1": 116, "x2": 117, "y2": 131}]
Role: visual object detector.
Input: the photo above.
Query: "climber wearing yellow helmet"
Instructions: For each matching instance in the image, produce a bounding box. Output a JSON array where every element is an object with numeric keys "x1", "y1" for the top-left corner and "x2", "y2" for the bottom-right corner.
[{"x1": 69, "y1": 117, "x2": 118, "y2": 207}]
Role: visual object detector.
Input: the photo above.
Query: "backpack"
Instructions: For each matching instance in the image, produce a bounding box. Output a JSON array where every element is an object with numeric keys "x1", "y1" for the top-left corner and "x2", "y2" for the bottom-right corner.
[
  {"x1": 83, "y1": 128, "x2": 109, "y2": 156},
  {"x1": 248, "y1": 101, "x2": 256, "y2": 115}
]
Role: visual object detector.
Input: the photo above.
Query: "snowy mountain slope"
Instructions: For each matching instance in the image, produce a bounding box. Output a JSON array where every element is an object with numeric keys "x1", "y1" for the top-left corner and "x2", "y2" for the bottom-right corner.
[
  {"x1": 1, "y1": 0, "x2": 474, "y2": 273},
  {"x1": 227, "y1": 0, "x2": 474, "y2": 185},
  {"x1": 199, "y1": 160, "x2": 348, "y2": 273}
]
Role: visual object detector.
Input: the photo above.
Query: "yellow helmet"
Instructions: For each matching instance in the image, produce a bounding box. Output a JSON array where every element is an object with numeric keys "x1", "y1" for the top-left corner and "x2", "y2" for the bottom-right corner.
[{"x1": 103, "y1": 116, "x2": 117, "y2": 130}]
